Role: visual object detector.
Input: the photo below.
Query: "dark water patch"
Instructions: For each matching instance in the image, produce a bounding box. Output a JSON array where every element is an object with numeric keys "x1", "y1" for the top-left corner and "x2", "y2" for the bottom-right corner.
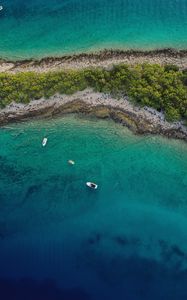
[
  {"x1": 159, "y1": 240, "x2": 187, "y2": 269},
  {"x1": 172, "y1": 245, "x2": 186, "y2": 258},
  {"x1": 113, "y1": 235, "x2": 141, "y2": 247},
  {"x1": 79, "y1": 246, "x2": 187, "y2": 299},
  {"x1": 0, "y1": 155, "x2": 32, "y2": 185},
  {"x1": 24, "y1": 184, "x2": 43, "y2": 199},
  {"x1": 113, "y1": 235, "x2": 129, "y2": 246},
  {"x1": 0, "y1": 157, "x2": 20, "y2": 182},
  {"x1": 86, "y1": 232, "x2": 103, "y2": 246},
  {"x1": 85, "y1": 232, "x2": 141, "y2": 250},
  {"x1": 4, "y1": 173, "x2": 78, "y2": 212},
  {"x1": 0, "y1": 277, "x2": 91, "y2": 300},
  {"x1": 22, "y1": 183, "x2": 43, "y2": 205},
  {"x1": 16, "y1": 183, "x2": 44, "y2": 211}
]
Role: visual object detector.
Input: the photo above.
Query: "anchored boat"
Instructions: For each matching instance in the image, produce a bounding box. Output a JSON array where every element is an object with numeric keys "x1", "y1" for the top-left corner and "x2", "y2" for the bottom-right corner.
[
  {"x1": 42, "y1": 137, "x2": 48, "y2": 147},
  {"x1": 86, "y1": 182, "x2": 98, "y2": 189}
]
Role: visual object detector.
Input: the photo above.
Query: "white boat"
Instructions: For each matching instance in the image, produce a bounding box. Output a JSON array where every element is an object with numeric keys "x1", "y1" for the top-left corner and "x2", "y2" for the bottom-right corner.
[
  {"x1": 86, "y1": 182, "x2": 98, "y2": 189},
  {"x1": 42, "y1": 137, "x2": 48, "y2": 147},
  {"x1": 0, "y1": 6, "x2": 3, "y2": 11},
  {"x1": 68, "y1": 160, "x2": 75, "y2": 165}
]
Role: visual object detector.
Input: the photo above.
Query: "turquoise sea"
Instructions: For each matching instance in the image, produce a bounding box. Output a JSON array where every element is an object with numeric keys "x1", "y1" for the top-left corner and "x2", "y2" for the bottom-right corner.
[
  {"x1": 0, "y1": 115, "x2": 187, "y2": 299},
  {"x1": 0, "y1": 0, "x2": 187, "y2": 59}
]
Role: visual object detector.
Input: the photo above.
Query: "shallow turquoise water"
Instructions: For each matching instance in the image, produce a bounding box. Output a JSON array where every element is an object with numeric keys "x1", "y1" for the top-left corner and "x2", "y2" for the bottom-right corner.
[
  {"x1": 0, "y1": 115, "x2": 187, "y2": 299},
  {"x1": 0, "y1": 0, "x2": 187, "y2": 59}
]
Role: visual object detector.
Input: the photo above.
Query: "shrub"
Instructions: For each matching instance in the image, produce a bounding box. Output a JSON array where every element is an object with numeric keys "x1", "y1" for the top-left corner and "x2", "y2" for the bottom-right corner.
[{"x1": 0, "y1": 63, "x2": 186, "y2": 122}]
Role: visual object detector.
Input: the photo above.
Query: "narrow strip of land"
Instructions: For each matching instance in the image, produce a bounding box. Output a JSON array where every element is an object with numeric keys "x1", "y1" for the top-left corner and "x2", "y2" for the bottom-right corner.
[{"x1": 1, "y1": 49, "x2": 187, "y2": 73}]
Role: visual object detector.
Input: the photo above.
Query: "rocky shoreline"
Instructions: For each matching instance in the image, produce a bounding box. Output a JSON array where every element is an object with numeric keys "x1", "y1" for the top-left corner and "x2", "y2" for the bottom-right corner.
[
  {"x1": 1, "y1": 48, "x2": 187, "y2": 73},
  {"x1": 0, "y1": 89, "x2": 186, "y2": 142}
]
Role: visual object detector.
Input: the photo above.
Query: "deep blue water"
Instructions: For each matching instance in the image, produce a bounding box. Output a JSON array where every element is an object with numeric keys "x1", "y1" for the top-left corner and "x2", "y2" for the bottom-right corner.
[
  {"x1": 0, "y1": 0, "x2": 187, "y2": 59},
  {"x1": 0, "y1": 115, "x2": 187, "y2": 299}
]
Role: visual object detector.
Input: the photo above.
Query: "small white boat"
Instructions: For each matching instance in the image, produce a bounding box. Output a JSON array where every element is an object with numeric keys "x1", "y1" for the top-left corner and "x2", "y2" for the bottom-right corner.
[
  {"x1": 86, "y1": 182, "x2": 98, "y2": 189},
  {"x1": 42, "y1": 137, "x2": 48, "y2": 147},
  {"x1": 68, "y1": 160, "x2": 75, "y2": 165},
  {"x1": 0, "y1": 6, "x2": 3, "y2": 11}
]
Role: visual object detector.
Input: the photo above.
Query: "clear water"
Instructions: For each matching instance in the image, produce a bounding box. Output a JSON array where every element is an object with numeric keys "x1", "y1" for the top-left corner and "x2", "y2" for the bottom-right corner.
[
  {"x1": 0, "y1": 115, "x2": 187, "y2": 299},
  {"x1": 0, "y1": 0, "x2": 187, "y2": 59}
]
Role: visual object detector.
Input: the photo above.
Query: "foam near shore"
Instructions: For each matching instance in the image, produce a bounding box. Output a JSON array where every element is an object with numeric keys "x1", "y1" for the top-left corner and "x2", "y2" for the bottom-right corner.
[{"x1": 0, "y1": 89, "x2": 186, "y2": 142}]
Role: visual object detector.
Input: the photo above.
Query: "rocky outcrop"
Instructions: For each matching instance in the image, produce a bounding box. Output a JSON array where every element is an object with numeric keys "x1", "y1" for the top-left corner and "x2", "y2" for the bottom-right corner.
[
  {"x1": 1, "y1": 48, "x2": 187, "y2": 73},
  {"x1": 0, "y1": 90, "x2": 186, "y2": 142}
]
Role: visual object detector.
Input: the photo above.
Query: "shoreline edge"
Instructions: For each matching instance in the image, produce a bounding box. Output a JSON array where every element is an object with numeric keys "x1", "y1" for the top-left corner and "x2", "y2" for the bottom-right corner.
[{"x1": 1, "y1": 89, "x2": 186, "y2": 142}]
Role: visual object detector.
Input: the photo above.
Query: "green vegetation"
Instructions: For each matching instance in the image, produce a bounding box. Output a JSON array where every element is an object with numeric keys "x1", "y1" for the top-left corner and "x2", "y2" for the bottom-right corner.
[{"x1": 0, "y1": 64, "x2": 187, "y2": 122}]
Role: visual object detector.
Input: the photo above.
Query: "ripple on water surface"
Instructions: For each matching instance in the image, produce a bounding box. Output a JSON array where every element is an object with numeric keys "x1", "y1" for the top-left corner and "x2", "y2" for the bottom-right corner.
[{"x1": 0, "y1": 0, "x2": 187, "y2": 59}]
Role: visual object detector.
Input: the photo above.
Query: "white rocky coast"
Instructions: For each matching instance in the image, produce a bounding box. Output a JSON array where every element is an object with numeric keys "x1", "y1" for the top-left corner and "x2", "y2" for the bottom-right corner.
[{"x1": 0, "y1": 89, "x2": 186, "y2": 142}]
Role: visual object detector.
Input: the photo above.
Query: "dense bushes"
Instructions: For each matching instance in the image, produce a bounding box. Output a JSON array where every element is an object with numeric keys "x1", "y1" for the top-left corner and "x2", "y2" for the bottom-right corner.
[{"x1": 0, "y1": 64, "x2": 187, "y2": 122}]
